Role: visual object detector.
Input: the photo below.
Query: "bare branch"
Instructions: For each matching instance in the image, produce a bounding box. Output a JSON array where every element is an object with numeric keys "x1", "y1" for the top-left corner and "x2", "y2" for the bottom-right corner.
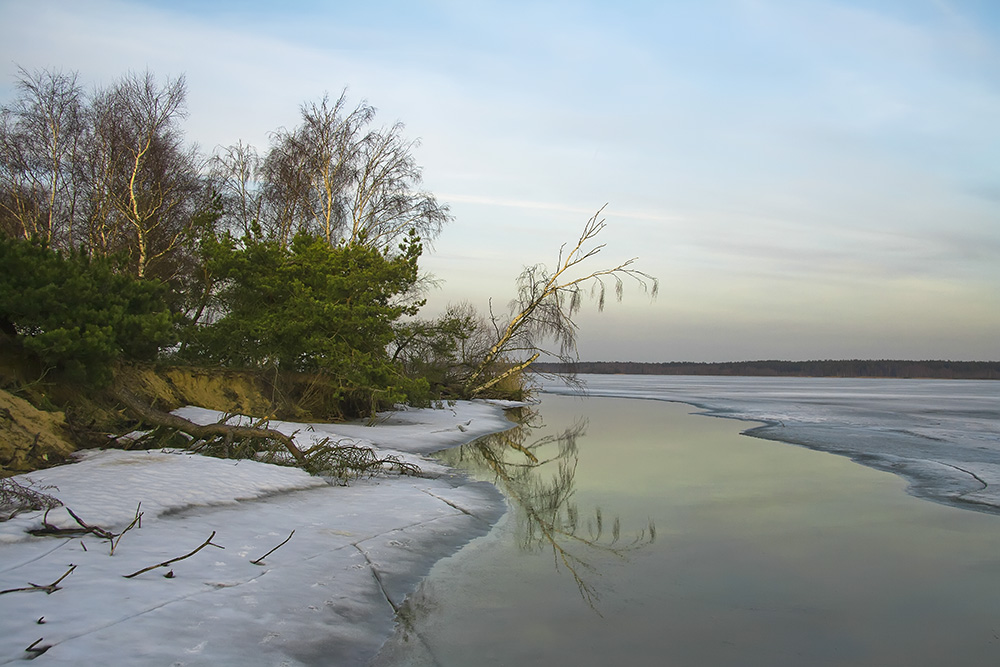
[
  {"x1": 251, "y1": 530, "x2": 295, "y2": 565},
  {"x1": 123, "y1": 531, "x2": 223, "y2": 578},
  {"x1": 111, "y1": 503, "x2": 143, "y2": 555},
  {"x1": 0, "y1": 564, "x2": 76, "y2": 596}
]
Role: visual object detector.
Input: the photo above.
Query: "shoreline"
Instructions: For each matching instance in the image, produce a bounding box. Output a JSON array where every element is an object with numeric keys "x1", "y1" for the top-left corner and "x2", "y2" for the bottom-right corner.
[{"x1": 741, "y1": 421, "x2": 1000, "y2": 516}]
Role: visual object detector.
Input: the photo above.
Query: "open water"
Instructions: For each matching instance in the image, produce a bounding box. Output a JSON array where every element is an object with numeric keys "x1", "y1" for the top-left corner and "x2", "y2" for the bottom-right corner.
[{"x1": 374, "y1": 379, "x2": 1000, "y2": 666}]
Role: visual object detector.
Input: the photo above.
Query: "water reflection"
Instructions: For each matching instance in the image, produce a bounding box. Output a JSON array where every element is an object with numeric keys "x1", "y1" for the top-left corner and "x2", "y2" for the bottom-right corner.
[{"x1": 435, "y1": 406, "x2": 655, "y2": 607}]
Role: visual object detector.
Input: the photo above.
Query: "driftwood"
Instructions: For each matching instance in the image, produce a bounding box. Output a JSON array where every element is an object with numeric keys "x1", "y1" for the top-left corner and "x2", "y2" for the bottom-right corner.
[{"x1": 113, "y1": 387, "x2": 307, "y2": 465}]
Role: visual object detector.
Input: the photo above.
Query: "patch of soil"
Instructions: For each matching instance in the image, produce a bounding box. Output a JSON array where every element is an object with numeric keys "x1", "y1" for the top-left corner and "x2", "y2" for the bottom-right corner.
[
  {"x1": 0, "y1": 355, "x2": 356, "y2": 475},
  {"x1": 119, "y1": 365, "x2": 278, "y2": 416},
  {"x1": 0, "y1": 389, "x2": 75, "y2": 476}
]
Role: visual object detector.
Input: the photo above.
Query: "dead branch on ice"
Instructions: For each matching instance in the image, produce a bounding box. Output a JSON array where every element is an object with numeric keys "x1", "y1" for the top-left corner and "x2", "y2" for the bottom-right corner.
[
  {"x1": 251, "y1": 530, "x2": 295, "y2": 565},
  {"x1": 123, "y1": 531, "x2": 224, "y2": 578},
  {"x1": 29, "y1": 503, "x2": 143, "y2": 555},
  {"x1": 25, "y1": 637, "x2": 51, "y2": 657},
  {"x1": 0, "y1": 564, "x2": 77, "y2": 595}
]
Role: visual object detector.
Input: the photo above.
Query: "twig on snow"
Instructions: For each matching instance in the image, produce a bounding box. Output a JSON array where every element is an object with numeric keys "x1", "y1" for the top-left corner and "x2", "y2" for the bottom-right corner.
[
  {"x1": 25, "y1": 637, "x2": 51, "y2": 657},
  {"x1": 65, "y1": 507, "x2": 114, "y2": 540},
  {"x1": 123, "y1": 531, "x2": 224, "y2": 579},
  {"x1": 0, "y1": 564, "x2": 77, "y2": 595},
  {"x1": 251, "y1": 530, "x2": 295, "y2": 565},
  {"x1": 110, "y1": 503, "x2": 143, "y2": 555}
]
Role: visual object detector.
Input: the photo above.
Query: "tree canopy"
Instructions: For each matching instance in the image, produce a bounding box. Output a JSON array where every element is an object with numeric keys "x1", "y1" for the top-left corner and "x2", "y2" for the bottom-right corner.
[
  {"x1": 181, "y1": 229, "x2": 429, "y2": 408},
  {"x1": 0, "y1": 236, "x2": 174, "y2": 385},
  {"x1": 0, "y1": 68, "x2": 451, "y2": 413}
]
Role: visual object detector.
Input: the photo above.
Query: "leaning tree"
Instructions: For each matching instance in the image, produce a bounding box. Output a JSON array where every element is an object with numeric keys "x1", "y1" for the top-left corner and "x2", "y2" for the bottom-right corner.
[{"x1": 464, "y1": 206, "x2": 658, "y2": 397}]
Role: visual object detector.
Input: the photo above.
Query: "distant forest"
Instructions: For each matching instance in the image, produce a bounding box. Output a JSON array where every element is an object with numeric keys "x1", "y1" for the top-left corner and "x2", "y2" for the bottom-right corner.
[{"x1": 533, "y1": 360, "x2": 1000, "y2": 380}]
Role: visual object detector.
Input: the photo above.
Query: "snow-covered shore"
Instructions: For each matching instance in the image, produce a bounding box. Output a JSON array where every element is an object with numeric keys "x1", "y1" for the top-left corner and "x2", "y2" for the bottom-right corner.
[{"x1": 0, "y1": 401, "x2": 515, "y2": 666}]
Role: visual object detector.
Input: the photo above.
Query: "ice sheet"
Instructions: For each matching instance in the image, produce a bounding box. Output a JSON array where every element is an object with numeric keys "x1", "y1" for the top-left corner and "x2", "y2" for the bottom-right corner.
[{"x1": 542, "y1": 375, "x2": 1000, "y2": 513}]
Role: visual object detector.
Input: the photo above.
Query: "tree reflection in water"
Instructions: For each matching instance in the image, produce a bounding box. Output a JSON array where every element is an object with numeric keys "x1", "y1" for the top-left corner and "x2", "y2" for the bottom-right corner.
[{"x1": 436, "y1": 406, "x2": 656, "y2": 608}]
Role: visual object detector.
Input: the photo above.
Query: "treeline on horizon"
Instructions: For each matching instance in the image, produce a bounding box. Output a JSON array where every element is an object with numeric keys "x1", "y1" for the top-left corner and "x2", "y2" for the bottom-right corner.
[{"x1": 533, "y1": 360, "x2": 1000, "y2": 380}]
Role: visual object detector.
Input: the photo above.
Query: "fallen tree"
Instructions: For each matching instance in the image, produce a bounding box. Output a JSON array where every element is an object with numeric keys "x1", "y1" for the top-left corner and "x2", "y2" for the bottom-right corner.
[{"x1": 112, "y1": 386, "x2": 307, "y2": 465}]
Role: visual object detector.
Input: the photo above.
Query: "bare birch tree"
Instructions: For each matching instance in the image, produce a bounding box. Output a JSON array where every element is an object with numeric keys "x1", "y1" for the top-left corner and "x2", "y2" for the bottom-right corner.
[
  {"x1": 88, "y1": 71, "x2": 203, "y2": 278},
  {"x1": 208, "y1": 141, "x2": 263, "y2": 239},
  {"x1": 262, "y1": 92, "x2": 372, "y2": 246},
  {"x1": 464, "y1": 206, "x2": 657, "y2": 397},
  {"x1": 217, "y1": 90, "x2": 449, "y2": 251},
  {"x1": 347, "y1": 122, "x2": 449, "y2": 251},
  {"x1": 0, "y1": 67, "x2": 84, "y2": 245}
]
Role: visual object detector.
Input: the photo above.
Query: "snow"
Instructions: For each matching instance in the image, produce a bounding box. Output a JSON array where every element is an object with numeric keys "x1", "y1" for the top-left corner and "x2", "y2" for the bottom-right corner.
[
  {"x1": 543, "y1": 375, "x2": 1000, "y2": 514},
  {"x1": 0, "y1": 401, "x2": 515, "y2": 665}
]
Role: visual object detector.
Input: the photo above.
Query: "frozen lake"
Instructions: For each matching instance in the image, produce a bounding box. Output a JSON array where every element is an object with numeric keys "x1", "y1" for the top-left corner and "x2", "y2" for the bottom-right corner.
[
  {"x1": 550, "y1": 375, "x2": 1000, "y2": 514},
  {"x1": 374, "y1": 378, "x2": 1000, "y2": 666}
]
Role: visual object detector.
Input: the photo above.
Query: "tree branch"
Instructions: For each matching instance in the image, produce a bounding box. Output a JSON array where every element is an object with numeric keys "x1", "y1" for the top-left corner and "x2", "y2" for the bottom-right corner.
[
  {"x1": 123, "y1": 531, "x2": 223, "y2": 578},
  {"x1": 251, "y1": 530, "x2": 295, "y2": 565},
  {"x1": 0, "y1": 564, "x2": 77, "y2": 595},
  {"x1": 113, "y1": 387, "x2": 307, "y2": 465}
]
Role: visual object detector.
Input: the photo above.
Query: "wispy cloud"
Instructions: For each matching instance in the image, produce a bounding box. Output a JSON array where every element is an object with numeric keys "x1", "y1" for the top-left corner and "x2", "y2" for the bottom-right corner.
[{"x1": 438, "y1": 194, "x2": 685, "y2": 224}]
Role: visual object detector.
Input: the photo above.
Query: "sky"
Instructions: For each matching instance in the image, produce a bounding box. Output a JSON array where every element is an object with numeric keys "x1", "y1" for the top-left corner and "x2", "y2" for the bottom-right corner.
[{"x1": 2, "y1": 0, "x2": 999, "y2": 362}]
